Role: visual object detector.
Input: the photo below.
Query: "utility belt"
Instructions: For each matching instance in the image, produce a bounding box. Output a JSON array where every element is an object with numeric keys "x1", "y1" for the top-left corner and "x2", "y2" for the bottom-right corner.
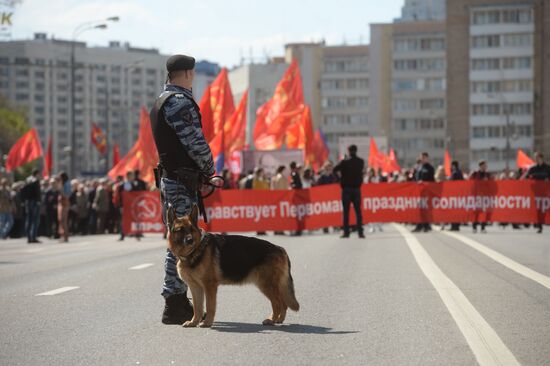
[
  {"x1": 154, "y1": 164, "x2": 211, "y2": 223},
  {"x1": 155, "y1": 165, "x2": 202, "y2": 194}
]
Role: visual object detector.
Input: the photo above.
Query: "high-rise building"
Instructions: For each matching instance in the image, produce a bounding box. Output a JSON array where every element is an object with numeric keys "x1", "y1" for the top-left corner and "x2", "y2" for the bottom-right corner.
[
  {"x1": 285, "y1": 43, "x2": 370, "y2": 160},
  {"x1": 396, "y1": 0, "x2": 446, "y2": 22},
  {"x1": 446, "y1": 0, "x2": 549, "y2": 172},
  {"x1": 0, "y1": 34, "x2": 218, "y2": 175},
  {"x1": 228, "y1": 61, "x2": 288, "y2": 145},
  {"x1": 370, "y1": 20, "x2": 447, "y2": 167}
]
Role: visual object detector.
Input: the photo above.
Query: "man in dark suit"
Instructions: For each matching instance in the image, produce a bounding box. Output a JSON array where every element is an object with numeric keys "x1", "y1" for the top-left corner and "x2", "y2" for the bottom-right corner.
[
  {"x1": 412, "y1": 152, "x2": 435, "y2": 233},
  {"x1": 333, "y1": 145, "x2": 365, "y2": 238}
]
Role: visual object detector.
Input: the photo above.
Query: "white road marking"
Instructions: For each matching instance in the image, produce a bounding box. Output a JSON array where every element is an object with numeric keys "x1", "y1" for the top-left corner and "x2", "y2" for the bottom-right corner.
[
  {"x1": 36, "y1": 286, "x2": 80, "y2": 296},
  {"x1": 394, "y1": 224, "x2": 520, "y2": 366},
  {"x1": 442, "y1": 230, "x2": 550, "y2": 290},
  {"x1": 129, "y1": 263, "x2": 154, "y2": 270},
  {"x1": 24, "y1": 248, "x2": 44, "y2": 253}
]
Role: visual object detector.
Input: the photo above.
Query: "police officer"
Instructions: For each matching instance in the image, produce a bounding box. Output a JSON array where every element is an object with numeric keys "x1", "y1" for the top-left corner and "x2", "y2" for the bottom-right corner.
[{"x1": 150, "y1": 55, "x2": 215, "y2": 324}]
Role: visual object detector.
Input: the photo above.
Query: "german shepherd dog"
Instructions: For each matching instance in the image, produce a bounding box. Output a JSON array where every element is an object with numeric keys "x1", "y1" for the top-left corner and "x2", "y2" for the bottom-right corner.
[{"x1": 167, "y1": 204, "x2": 299, "y2": 328}]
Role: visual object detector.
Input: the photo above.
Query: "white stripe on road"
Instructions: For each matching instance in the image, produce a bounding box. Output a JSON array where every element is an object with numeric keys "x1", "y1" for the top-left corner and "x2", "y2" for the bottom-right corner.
[
  {"x1": 442, "y1": 230, "x2": 550, "y2": 290},
  {"x1": 129, "y1": 263, "x2": 154, "y2": 270},
  {"x1": 393, "y1": 224, "x2": 520, "y2": 366},
  {"x1": 35, "y1": 287, "x2": 80, "y2": 296}
]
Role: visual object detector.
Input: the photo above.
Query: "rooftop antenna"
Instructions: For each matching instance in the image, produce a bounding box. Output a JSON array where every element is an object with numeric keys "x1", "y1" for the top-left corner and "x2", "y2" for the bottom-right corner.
[{"x1": 239, "y1": 47, "x2": 244, "y2": 66}]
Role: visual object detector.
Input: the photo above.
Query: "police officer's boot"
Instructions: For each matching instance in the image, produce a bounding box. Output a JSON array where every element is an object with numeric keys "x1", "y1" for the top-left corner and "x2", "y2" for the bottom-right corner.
[{"x1": 162, "y1": 292, "x2": 194, "y2": 325}]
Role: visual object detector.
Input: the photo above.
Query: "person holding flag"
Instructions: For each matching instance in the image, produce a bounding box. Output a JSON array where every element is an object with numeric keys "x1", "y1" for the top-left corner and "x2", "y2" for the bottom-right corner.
[{"x1": 150, "y1": 54, "x2": 214, "y2": 325}]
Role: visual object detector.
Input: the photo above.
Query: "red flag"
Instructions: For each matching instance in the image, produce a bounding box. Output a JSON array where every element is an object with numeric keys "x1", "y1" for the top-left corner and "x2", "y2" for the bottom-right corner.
[
  {"x1": 225, "y1": 90, "x2": 248, "y2": 155},
  {"x1": 311, "y1": 129, "x2": 330, "y2": 171},
  {"x1": 254, "y1": 60, "x2": 305, "y2": 150},
  {"x1": 91, "y1": 123, "x2": 107, "y2": 155},
  {"x1": 5, "y1": 128, "x2": 43, "y2": 172},
  {"x1": 108, "y1": 107, "x2": 159, "y2": 184},
  {"x1": 517, "y1": 149, "x2": 534, "y2": 169},
  {"x1": 444, "y1": 149, "x2": 452, "y2": 177},
  {"x1": 209, "y1": 89, "x2": 249, "y2": 169},
  {"x1": 42, "y1": 134, "x2": 52, "y2": 178},
  {"x1": 368, "y1": 137, "x2": 380, "y2": 168},
  {"x1": 286, "y1": 105, "x2": 315, "y2": 166},
  {"x1": 112, "y1": 143, "x2": 121, "y2": 167},
  {"x1": 384, "y1": 148, "x2": 401, "y2": 173},
  {"x1": 199, "y1": 68, "x2": 235, "y2": 143}
]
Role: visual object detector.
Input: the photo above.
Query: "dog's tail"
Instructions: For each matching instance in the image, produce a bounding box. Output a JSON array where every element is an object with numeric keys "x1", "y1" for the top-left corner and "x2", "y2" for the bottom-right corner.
[{"x1": 283, "y1": 257, "x2": 300, "y2": 311}]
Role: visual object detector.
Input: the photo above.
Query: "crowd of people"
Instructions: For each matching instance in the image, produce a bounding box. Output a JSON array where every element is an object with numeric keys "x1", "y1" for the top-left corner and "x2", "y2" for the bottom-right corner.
[
  {"x1": 0, "y1": 151, "x2": 548, "y2": 243},
  {"x1": 0, "y1": 169, "x2": 148, "y2": 243}
]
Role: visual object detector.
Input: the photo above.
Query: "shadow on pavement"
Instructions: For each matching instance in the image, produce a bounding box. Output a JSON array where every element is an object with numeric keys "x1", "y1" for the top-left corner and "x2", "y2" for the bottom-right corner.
[{"x1": 212, "y1": 321, "x2": 358, "y2": 335}]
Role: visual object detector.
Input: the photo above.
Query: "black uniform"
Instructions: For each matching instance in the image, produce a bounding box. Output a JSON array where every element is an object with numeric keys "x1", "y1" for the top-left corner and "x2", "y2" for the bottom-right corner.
[
  {"x1": 413, "y1": 162, "x2": 435, "y2": 232},
  {"x1": 526, "y1": 163, "x2": 550, "y2": 233}
]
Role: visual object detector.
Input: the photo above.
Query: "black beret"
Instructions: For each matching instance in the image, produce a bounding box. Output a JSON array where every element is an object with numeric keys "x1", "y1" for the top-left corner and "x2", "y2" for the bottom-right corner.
[{"x1": 166, "y1": 54, "x2": 195, "y2": 72}]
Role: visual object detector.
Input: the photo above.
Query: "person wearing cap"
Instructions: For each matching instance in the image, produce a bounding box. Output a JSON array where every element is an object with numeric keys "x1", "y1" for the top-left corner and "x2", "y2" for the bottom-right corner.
[{"x1": 150, "y1": 54, "x2": 214, "y2": 325}]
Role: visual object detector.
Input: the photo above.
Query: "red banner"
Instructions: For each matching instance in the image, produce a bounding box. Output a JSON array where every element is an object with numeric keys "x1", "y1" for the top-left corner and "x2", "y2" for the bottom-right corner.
[{"x1": 122, "y1": 181, "x2": 550, "y2": 234}]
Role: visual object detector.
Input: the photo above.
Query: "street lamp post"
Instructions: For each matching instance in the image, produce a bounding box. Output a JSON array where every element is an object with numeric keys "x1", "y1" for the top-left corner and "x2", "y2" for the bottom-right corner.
[
  {"x1": 487, "y1": 93, "x2": 513, "y2": 173},
  {"x1": 70, "y1": 17, "x2": 119, "y2": 178}
]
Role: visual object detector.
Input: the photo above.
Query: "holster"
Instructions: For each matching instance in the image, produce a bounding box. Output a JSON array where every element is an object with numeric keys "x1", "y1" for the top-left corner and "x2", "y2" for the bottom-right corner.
[
  {"x1": 153, "y1": 166, "x2": 161, "y2": 189},
  {"x1": 174, "y1": 167, "x2": 201, "y2": 193}
]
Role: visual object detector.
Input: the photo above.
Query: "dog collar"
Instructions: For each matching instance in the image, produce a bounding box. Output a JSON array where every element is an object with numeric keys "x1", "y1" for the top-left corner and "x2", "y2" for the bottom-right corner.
[{"x1": 178, "y1": 232, "x2": 210, "y2": 268}]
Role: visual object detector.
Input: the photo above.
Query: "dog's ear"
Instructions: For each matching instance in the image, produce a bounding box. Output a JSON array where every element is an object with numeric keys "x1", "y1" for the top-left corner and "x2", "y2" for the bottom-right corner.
[
  {"x1": 190, "y1": 204, "x2": 199, "y2": 226},
  {"x1": 167, "y1": 204, "x2": 176, "y2": 229}
]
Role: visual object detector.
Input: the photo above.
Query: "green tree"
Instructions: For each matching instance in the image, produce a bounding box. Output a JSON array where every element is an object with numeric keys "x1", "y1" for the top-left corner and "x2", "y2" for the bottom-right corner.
[
  {"x1": 0, "y1": 94, "x2": 34, "y2": 181},
  {"x1": 0, "y1": 94, "x2": 29, "y2": 156}
]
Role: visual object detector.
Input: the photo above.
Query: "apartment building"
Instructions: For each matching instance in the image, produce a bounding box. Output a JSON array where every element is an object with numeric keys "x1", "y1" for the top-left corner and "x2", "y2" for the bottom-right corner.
[
  {"x1": 447, "y1": 0, "x2": 549, "y2": 172},
  {"x1": 396, "y1": 0, "x2": 446, "y2": 22},
  {"x1": 0, "y1": 33, "x2": 217, "y2": 175},
  {"x1": 228, "y1": 61, "x2": 288, "y2": 146},
  {"x1": 285, "y1": 43, "x2": 370, "y2": 160},
  {"x1": 370, "y1": 20, "x2": 447, "y2": 167}
]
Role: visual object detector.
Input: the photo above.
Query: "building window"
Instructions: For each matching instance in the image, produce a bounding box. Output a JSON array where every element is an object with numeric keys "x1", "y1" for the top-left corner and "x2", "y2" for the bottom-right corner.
[
  {"x1": 393, "y1": 99, "x2": 416, "y2": 112},
  {"x1": 472, "y1": 10, "x2": 500, "y2": 25},
  {"x1": 472, "y1": 104, "x2": 500, "y2": 115},
  {"x1": 16, "y1": 81, "x2": 29, "y2": 89},
  {"x1": 420, "y1": 99, "x2": 445, "y2": 110},
  {"x1": 392, "y1": 79, "x2": 416, "y2": 91},
  {"x1": 472, "y1": 35, "x2": 500, "y2": 48},
  {"x1": 502, "y1": 9, "x2": 533, "y2": 24},
  {"x1": 516, "y1": 125, "x2": 531, "y2": 137},
  {"x1": 502, "y1": 57, "x2": 531, "y2": 69},
  {"x1": 471, "y1": 58, "x2": 499, "y2": 70},
  {"x1": 502, "y1": 33, "x2": 532, "y2": 47},
  {"x1": 504, "y1": 103, "x2": 532, "y2": 115},
  {"x1": 15, "y1": 68, "x2": 29, "y2": 77},
  {"x1": 15, "y1": 57, "x2": 29, "y2": 65}
]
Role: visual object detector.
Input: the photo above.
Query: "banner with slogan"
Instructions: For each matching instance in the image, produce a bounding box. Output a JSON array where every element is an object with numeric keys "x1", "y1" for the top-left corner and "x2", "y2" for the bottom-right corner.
[{"x1": 121, "y1": 181, "x2": 550, "y2": 234}]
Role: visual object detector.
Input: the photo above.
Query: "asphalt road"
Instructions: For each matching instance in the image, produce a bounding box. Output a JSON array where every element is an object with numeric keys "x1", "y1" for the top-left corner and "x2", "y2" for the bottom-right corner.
[{"x1": 0, "y1": 224, "x2": 549, "y2": 366}]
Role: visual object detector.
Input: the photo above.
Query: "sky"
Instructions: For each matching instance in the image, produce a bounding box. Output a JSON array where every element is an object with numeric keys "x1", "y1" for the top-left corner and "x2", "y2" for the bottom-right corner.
[{"x1": 9, "y1": 0, "x2": 404, "y2": 68}]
